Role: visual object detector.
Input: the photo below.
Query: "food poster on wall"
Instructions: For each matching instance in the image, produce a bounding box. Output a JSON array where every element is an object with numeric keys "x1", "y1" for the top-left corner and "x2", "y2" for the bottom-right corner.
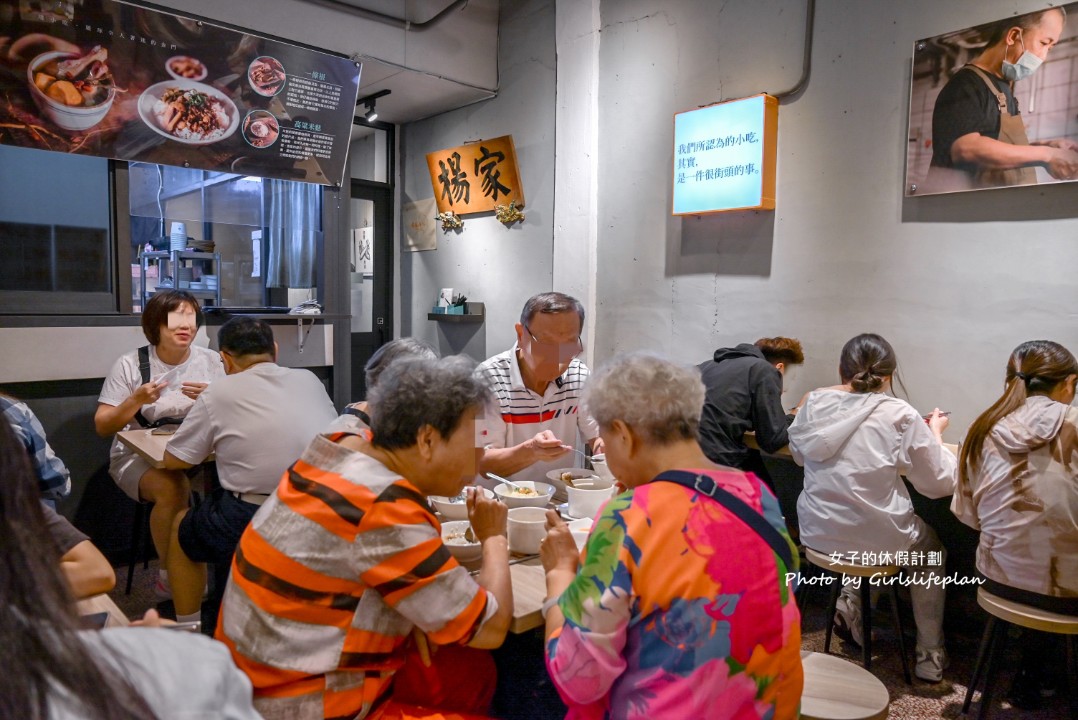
[
  {"x1": 425, "y1": 135, "x2": 524, "y2": 215},
  {"x1": 0, "y1": 0, "x2": 361, "y2": 186}
]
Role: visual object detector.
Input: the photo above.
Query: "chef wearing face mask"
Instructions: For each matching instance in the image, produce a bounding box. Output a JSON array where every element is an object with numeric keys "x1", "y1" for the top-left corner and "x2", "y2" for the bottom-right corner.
[{"x1": 922, "y1": 7, "x2": 1078, "y2": 193}]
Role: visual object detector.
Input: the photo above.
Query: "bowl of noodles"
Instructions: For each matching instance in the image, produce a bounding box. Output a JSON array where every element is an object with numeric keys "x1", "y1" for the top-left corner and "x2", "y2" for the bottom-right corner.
[
  {"x1": 492, "y1": 480, "x2": 554, "y2": 509},
  {"x1": 138, "y1": 80, "x2": 239, "y2": 145}
]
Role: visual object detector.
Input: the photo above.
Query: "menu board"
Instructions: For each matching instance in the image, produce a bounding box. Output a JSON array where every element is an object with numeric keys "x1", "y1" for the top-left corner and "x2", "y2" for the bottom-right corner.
[{"x1": 0, "y1": 0, "x2": 361, "y2": 186}]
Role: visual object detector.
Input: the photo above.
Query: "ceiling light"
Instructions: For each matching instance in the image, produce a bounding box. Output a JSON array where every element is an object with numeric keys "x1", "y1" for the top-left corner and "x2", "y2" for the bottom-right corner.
[{"x1": 355, "y1": 88, "x2": 391, "y2": 125}]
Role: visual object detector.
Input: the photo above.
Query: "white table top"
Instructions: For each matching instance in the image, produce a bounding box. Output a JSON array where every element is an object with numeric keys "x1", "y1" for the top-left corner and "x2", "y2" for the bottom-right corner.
[{"x1": 799, "y1": 650, "x2": 889, "y2": 720}]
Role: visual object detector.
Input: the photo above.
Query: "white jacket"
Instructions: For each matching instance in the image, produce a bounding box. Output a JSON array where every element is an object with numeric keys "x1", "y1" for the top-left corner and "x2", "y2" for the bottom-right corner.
[
  {"x1": 788, "y1": 389, "x2": 957, "y2": 555},
  {"x1": 951, "y1": 396, "x2": 1078, "y2": 597}
]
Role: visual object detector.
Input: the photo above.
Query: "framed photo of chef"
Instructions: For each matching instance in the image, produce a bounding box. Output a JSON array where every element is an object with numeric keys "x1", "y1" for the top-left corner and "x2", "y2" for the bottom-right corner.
[{"x1": 905, "y1": 4, "x2": 1078, "y2": 196}]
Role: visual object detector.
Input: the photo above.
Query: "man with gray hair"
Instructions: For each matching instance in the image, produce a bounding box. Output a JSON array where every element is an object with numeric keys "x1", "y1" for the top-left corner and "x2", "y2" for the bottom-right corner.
[{"x1": 477, "y1": 292, "x2": 602, "y2": 486}]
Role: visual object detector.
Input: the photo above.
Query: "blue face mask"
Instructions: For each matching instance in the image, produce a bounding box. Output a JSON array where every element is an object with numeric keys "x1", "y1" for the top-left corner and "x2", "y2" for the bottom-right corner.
[{"x1": 1001, "y1": 34, "x2": 1042, "y2": 82}]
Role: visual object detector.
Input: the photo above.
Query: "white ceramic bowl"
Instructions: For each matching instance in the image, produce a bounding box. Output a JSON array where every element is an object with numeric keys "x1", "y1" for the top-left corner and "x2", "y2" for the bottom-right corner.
[
  {"x1": 493, "y1": 480, "x2": 554, "y2": 509},
  {"x1": 441, "y1": 520, "x2": 482, "y2": 562},
  {"x1": 568, "y1": 518, "x2": 592, "y2": 550},
  {"x1": 567, "y1": 518, "x2": 593, "y2": 533},
  {"x1": 545, "y1": 468, "x2": 601, "y2": 498},
  {"x1": 27, "y1": 51, "x2": 116, "y2": 132},
  {"x1": 591, "y1": 454, "x2": 615, "y2": 484},
  {"x1": 566, "y1": 478, "x2": 615, "y2": 520},
  {"x1": 429, "y1": 487, "x2": 495, "y2": 521},
  {"x1": 507, "y1": 506, "x2": 548, "y2": 554}
]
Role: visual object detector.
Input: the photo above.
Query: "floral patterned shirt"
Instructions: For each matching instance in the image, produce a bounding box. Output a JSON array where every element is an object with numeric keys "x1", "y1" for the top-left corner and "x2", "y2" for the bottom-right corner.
[{"x1": 546, "y1": 468, "x2": 803, "y2": 719}]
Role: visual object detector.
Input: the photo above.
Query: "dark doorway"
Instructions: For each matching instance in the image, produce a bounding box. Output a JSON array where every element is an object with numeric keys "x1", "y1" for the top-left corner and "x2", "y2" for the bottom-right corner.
[{"x1": 348, "y1": 180, "x2": 393, "y2": 401}]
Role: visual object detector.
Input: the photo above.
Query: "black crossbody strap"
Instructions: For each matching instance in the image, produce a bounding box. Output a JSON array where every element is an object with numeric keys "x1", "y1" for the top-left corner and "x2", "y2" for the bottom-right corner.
[
  {"x1": 654, "y1": 470, "x2": 795, "y2": 571},
  {"x1": 132, "y1": 346, "x2": 184, "y2": 429},
  {"x1": 134, "y1": 345, "x2": 153, "y2": 428}
]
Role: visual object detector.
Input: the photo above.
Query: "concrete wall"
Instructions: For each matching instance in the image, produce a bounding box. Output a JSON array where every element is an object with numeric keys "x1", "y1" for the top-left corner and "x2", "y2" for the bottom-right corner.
[
  {"x1": 585, "y1": 0, "x2": 1078, "y2": 441},
  {"x1": 400, "y1": 0, "x2": 557, "y2": 361}
]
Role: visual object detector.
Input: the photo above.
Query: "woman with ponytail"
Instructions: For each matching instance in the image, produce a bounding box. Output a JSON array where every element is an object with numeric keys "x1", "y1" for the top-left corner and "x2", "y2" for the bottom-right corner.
[
  {"x1": 954, "y1": 341, "x2": 1078, "y2": 707},
  {"x1": 0, "y1": 419, "x2": 260, "y2": 720},
  {"x1": 788, "y1": 333, "x2": 957, "y2": 682},
  {"x1": 954, "y1": 340, "x2": 1078, "y2": 610}
]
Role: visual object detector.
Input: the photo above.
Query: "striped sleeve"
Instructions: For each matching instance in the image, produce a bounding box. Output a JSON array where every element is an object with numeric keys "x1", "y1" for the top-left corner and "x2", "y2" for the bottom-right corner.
[{"x1": 356, "y1": 483, "x2": 490, "y2": 645}]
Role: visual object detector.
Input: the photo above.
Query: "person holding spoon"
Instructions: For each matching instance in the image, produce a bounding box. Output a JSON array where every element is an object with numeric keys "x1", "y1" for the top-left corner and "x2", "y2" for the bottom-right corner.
[{"x1": 477, "y1": 292, "x2": 603, "y2": 486}]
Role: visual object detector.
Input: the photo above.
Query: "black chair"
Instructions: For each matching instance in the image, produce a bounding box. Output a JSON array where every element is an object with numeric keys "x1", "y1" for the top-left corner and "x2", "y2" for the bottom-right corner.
[
  {"x1": 124, "y1": 500, "x2": 153, "y2": 595},
  {"x1": 961, "y1": 588, "x2": 1077, "y2": 719},
  {"x1": 805, "y1": 547, "x2": 913, "y2": 685},
  {"x1": 123, "y1": 488, "x2": 203, "y2": 595}
]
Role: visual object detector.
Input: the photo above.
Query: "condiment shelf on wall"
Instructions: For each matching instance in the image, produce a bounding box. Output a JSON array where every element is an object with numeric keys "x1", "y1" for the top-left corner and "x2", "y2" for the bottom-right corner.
[{"x1": 428, "y1": 302, "x2": 484, "y2": 323}]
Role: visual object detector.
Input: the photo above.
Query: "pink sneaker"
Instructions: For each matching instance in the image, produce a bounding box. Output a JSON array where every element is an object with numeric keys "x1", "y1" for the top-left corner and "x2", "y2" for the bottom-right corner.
[{"x1": 153, "y1": 576, "x2": 172, "y2": 601}]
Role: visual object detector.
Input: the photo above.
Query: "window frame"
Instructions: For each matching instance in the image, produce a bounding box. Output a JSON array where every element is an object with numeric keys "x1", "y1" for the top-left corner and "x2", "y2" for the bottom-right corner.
[{"x1": 0, "y1": 156, "x2": 124, "y2": 316}]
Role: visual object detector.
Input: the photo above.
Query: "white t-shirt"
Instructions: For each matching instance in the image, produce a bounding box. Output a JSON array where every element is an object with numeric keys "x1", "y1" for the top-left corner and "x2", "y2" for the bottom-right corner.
[
  {"x1": 98, "y1": 345, "x2": 225, "y2": 463},
  {"x1": 165, "y1": 362, "x2": 337, "y2": 494},
  {"x1": 476, "y1": 345, "x2": 600, "y2": 484},
  {"x1": 49, "y1": 628, "x2": 260, "y2": 720}
]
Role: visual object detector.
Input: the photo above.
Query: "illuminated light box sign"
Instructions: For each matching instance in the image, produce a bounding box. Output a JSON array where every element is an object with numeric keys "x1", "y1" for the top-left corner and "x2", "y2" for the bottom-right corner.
[{"x1": 672, "y1": 94, "x2": 778, "y2": 214}]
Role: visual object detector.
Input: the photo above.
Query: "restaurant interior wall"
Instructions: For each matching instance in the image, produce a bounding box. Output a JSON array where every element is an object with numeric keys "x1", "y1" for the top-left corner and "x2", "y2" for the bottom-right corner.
[
  {"x1": 585, "y1": 0, "x2": 1078, "y2": 440},
  {"x1": 400, "y1": 0, "x2": 557, "y2": 359}
]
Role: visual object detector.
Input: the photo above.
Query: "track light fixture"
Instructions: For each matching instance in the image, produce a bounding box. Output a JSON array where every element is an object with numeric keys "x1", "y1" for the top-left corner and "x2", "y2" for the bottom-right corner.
[{"x1": 355, "y1": 88, "x2": 391, "y2": 124}]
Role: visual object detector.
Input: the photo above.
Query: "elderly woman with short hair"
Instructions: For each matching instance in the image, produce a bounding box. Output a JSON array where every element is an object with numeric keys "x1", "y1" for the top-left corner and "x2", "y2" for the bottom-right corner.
[
  {"x1": 541, "y1": 353, "x2": 803, "y2": 719},
  {"x1": 218, "y1": 356, "x2": 512, "y2": 720}
]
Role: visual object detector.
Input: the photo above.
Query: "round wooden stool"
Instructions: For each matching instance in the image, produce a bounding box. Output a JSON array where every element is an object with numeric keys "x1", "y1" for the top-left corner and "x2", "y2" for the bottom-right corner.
[
  {"x1": 800, "y1": 650, "x2": 889, "y2": 720},
  {"x1": 804, "y1": 547, "x2": 912, "y2": 684},
  {"x1": 961, "y1": 588, "x2": 1078, "y2": 719}
]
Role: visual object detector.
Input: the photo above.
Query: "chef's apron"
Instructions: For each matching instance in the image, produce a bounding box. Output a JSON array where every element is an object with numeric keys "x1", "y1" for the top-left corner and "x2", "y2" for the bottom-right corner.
[{"x1": 919, "y1": 65, "x2": 1037, "y2": 194}]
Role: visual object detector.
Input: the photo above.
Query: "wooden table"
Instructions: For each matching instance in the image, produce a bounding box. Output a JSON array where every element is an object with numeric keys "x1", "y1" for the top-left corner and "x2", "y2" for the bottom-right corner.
[
  {"x1": 508, "y1": 557, "x2": 546, "y2": 634},
  {"x1": 799, "y1": 650, "x2": 889, "y2": 720},
  {"x1": 744, "y1": 431, "x2": 958, "y2": 458},
  {"x1": 465, "y1": 554, "x2": 546, "y2": 635},
  {"x1": 76, "y1": 593, "x2": 130, "y2": 628},
  {"x1": 117, "y1": 428, "x2": 214, "y2": 469},
  {"x1": 116, "y1": 428, "x2": 174, "y2": 469}
]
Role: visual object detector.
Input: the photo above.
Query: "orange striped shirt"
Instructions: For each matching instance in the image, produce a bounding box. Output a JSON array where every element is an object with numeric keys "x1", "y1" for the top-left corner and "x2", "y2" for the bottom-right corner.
[{"x1": 216, "y1": 433, "x2": 494, "y2": 720}]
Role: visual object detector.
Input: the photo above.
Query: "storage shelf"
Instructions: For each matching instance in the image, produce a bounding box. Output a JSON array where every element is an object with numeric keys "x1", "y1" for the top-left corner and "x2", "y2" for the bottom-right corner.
[
  {"x1": 428, "y1": 302, "x2": 484, "y2": 324},
  {"x1": 139, "y1": 249, "x2": 222, "y2": 308},
  {"x1": 428, "y1": 313, "x2": 484, "y2": 323},
  {"x1": 203, "y1": 312, "x2": 350, "y2": 322},
  {"x1": 149, "y1": 288, "x2": 218, "y2": 297}
]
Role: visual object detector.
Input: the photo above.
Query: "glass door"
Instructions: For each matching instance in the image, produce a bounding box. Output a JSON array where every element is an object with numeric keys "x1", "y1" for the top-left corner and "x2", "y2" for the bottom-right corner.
[{"x1": 349, "y1": 180, "x2": 393, "y2": 401}]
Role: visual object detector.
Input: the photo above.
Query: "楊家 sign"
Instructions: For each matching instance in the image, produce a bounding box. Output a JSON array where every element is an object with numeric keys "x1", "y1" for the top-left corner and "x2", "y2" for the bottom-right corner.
[
  {"x1": 672, "y1": 94, "x2": 778, "y2": 214},
  {"x1": 0, "y1": 0, "x2": 361, "y2": 185},
  {"x1": 426, "y1": 135, "x2": 524, "y2": 215}
]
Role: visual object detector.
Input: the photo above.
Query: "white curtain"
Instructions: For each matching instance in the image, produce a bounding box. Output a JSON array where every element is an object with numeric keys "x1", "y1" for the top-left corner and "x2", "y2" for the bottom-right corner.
[{"x1": 266, "y1": 180, "x2": 321, "y2": 288}]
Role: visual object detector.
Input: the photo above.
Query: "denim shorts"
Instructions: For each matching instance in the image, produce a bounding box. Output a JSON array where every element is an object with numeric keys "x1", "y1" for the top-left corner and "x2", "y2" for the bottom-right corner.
[{"x1": 177, "y1": 487, "x2": 261, "y2": 566}]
